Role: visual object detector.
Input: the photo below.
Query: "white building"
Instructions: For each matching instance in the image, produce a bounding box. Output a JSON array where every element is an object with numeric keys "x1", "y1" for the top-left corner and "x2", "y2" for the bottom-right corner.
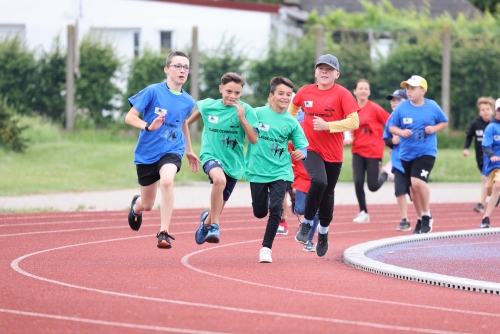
[{"x1": 0, "y1": 0, "x2": 307, "y2": 60}]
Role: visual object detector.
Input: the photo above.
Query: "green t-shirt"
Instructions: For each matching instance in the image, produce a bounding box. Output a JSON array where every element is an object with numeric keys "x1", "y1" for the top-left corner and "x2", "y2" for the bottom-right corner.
[
  {"x1": 245, "y1": 105, "x2": 308, "y2": 183},
  {"x1": 198, "y1": 98, "x2": 259, "y2": 179}
]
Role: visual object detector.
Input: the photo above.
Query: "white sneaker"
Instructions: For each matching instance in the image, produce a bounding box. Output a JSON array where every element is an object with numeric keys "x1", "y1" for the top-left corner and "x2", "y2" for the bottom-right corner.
[
  {"x1": 259, "y1": 247, "x2": 272, "y2": 263},
  {"x1": 382, "y1": 161, "x2": 394, "y2": 182},
  {"x1": 353, "y1": 210, "x2": 370, "y2": 223}
]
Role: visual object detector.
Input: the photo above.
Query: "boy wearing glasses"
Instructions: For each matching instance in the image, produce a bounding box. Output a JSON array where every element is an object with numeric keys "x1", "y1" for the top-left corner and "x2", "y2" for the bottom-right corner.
[
  {"x1": 389, "y1": 76, "x2": 448, "y2": 234},
  {"x1": 125, "y1": 51, "x2": 200, "y2": 248}
]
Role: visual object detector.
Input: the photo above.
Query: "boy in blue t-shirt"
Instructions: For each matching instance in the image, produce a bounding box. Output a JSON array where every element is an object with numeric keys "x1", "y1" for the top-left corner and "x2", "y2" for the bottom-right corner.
[
  {"x1": 383, "y1": 89, "x2": 411, "y2": 231},
  {"x1": 479, "y1": 98, "x2": 500, "y2": 228},
  {"x1": 389, "y1": 75, "x2": 449, "y2": 234},
  {"x1": 125, "y1": 51, "x2": 200, "y2": 248}
]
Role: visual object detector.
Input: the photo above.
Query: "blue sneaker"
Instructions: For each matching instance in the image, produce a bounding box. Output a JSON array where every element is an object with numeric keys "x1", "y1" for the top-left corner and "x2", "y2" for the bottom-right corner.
[
  {"x1": 205, "y1": 223, "x2": 220, "y2": 243},
  {"x1": 195, "y1": 210, "x2": 210, "y2": 245}
]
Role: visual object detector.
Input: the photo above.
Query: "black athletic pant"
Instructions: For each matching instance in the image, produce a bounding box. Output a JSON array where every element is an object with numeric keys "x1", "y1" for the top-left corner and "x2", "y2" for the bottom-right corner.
[
  {"x1": 303, "y1": 151, "x2": 342, "y2": 227},
  {"x1": 352, "y1": 153, "x2": 386, "y2": 213},
  {"x1": 250, "y1": 180, "x2": 287, "y2": 249}
]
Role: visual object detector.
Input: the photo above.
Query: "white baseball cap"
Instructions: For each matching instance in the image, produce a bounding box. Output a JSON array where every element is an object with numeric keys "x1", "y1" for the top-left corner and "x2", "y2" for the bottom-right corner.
[{"x1": 496, "y1": 98, "x2": 500, "y2": 111}]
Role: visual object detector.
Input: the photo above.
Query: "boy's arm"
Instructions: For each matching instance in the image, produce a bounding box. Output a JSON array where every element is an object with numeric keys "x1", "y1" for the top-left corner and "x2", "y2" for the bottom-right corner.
[
  {"x1": 187, "y1": 104, "x2": 201, "y2": 126},
  {"x1": 288, "y1": 103, "x2": 301, "y2": 118},
  {"x1": 125, "y1": 106, "x2": 165, "y2": 131},
  {"x1": 326, "y1": 112, "x2": 359, "y2": 133},
  {"x1": 235, "y1": 102, "x2": 258, "y2": 144},
  {"x1": 463, "y1": 122, "x2": 474, "y2": 149},
  {"x1": 425, "y1": 121, "x2": 448, "y2": 134},
  {"x1": 181, "y1": 120, "x2": 201, "y2": 172}
]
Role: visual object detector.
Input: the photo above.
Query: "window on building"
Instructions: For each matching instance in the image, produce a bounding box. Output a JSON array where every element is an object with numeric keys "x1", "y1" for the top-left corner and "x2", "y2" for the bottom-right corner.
[{"x1": 160, "y1": 31, "x2": 172, "y2": 52}]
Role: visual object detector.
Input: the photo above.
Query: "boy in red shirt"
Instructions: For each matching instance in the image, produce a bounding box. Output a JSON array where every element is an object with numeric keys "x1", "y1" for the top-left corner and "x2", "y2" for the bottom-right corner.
[{"x1": 289, "y1": 54, "x2": 360, "y2": 257}]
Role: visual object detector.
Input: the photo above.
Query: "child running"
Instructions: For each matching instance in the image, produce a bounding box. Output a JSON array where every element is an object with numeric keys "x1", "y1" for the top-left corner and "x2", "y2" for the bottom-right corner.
[
  {"x1": 246, "y1": 77, "x2": 308, "y2": 263},
  {"x1": 479, "y1": 98, "x2": 500, "y2": 228},
  {"x1": 187, "y1": 72, "x2": 259, "y2": 245},
  {"x1": 389, "y1": 75, "x2": 449, "y2": 234},
  {"x1": 383, "y1": 89, "x2": 412, "y2": 231},
  {"x1": 289, "y1": 54, "x2": 360, "y2": 257},
  {"x1": 463, "y1": 97, "x2": 495, "y2": 213},
  {"x1": 125, "y1": 51, "x2": 199, "y2": 248},
  {"x1": 348, "y1": 79, "x2": 391, "y2": 223}
]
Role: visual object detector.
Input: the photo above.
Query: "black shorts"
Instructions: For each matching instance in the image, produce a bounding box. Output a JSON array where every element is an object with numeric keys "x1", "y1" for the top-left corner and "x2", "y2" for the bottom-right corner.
[
  {"x1": 136, "y1": 153, "x2": 182, "y2": 186},
  {"x1": 401, "y1": 155, "x2": 436, "y2": 185},
  {"x1": 394, "y1": 169, "x2": 409, "y2": 197},
  {"x1": 203, "y1": 159, "x2": 237, "y2": 201}
]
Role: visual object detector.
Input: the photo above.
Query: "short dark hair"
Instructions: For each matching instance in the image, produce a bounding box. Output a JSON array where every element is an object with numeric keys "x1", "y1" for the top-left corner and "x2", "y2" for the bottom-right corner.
[
  {"x1": 166, "y1": 51, "x2": 189, "y2": 67},
  {"x1": 269, "y1": 76, "x2": 294, "y2": 94},
  {"x1": 354, "y1": 79, "x2": 370, "y2": 90},
  {"x1": 220, "y1": 72, "x2": 246, "y2": 86}
]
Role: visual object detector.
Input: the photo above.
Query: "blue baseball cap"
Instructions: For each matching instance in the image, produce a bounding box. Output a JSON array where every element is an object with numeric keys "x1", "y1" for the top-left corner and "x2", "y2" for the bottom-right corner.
[{"x1": 386, "y1": 89, "x2": 408, "y2": 100}]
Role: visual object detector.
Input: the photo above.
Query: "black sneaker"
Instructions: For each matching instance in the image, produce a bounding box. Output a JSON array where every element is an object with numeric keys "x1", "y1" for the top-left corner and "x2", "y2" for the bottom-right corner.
[
  {"x1": 413, "y1": 218, "x2": 422, "y2": 234},
  {"x1": 295, "y1": 222, "x2": 312, "y2": 244},
  {"x1": 128, "y1": 195, "x2": 142, "y2": 231},
  {"x1": 473, "y1": 203, "x2": 484, "y2": 213},
  {"x1": 157, "y1": 230, "x2": 175, "y2": 249},
  {"x1": 316, "y1": 232, "x2": 329, "y2": 257},
  {"x1": 396, "y1": 218, "x2": 411, "y2": 231},
  {"x1": 480, "y1": 217, "x2": 490, "y2": 228},
  {"x1": 420, "y1": 215, "x2": 432, "y2": 234}
]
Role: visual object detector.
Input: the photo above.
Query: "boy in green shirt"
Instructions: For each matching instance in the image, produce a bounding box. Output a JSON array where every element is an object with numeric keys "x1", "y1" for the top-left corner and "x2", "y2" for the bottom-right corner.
[
  {"x1": 246, "y1": 77, "x2": 309, "y2": 263},
  {"x1": 188, "y1": 72, "x2": 259, "y2": 244}
]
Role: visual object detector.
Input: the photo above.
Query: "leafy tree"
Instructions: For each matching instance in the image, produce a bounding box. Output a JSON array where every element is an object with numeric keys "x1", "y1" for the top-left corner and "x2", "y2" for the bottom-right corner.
[
  {"x1": 76, "y1": 35, "x2": 122, "y2": 127},
  {"x1": 0, "y1": 99, "x2": 29, "y2": 152},
  {"x1": 469, "y1": 0, "x2": 500, "y2": 14},
  {"x1": 0, "y1": 36, "x2": 36, "y2": 115}
]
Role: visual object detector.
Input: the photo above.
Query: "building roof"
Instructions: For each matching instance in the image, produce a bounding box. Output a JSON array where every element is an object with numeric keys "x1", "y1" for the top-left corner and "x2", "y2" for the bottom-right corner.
[
  {"x1": 299, "y1": 0, "x2": 481, "y2": 18},
  {"x1": 149, "y1": 0, "x2": 280, "y2": 14}
]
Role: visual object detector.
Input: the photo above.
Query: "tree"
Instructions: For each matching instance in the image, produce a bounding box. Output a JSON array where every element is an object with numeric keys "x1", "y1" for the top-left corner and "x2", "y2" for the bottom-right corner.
[{"x1": 469, "y1": 0, "x2": 500, "y2": 14}]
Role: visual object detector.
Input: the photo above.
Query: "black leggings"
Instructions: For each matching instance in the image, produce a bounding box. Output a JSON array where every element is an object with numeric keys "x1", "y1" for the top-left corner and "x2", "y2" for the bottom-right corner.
[
  {"x1": 352, "y1": 153, "x2": 386, "y2": 213},
  {"x1": 250, "y1": 180, "x2": 287, "y2": 249},
  {"x1": 303, "y1": 151, "x2": 342, "y2": 227}
]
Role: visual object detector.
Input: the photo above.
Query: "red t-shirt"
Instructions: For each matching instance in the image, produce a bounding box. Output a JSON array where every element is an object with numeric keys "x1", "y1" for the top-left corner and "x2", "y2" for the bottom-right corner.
[
  {"x1": 352, "y1": 100, "x2": 390, "y2": 158},
  {"x1": 289, "y1": 128, "x2": 310, "y2": 193},
  {"x1": 292, "y1": 84, "x2": 360, "y2": 162}
]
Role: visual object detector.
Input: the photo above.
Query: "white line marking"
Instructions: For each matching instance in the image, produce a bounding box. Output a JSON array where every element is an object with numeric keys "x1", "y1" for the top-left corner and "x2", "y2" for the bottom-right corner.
[
  {"x1": 9, "y1": 236, "x2": 466, "y2": 333},
  {"x1": 0, "y1": 308, "x2": 226, "y2": 334}
]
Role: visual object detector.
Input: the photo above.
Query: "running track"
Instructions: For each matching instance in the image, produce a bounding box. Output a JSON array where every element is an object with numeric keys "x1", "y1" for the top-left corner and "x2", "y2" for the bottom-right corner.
[{"x1": 1, "y1": 203, "x2": 499, "y2": 333}]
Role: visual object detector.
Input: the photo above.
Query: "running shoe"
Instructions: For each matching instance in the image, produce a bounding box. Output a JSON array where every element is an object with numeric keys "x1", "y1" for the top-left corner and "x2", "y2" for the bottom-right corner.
[
  {"x1": 382, "y1": 161, "x2": 394, "y2": 182},
  {"x1": 295, "y1": 222, "x2": 312, "y2": 244},
  {"x1": 413, "y1": 218, "x2": 422, "y2": 234},
  {"x1": 303, "y1": 240, "x2": 315, "y2": 252},
  {"x1": 420, "y1": 215, "x2": 433, "y2": 234},
  {"x1": 276, "y1": 220, "x2": 289, "y2": 235},
  {"x1": 316, "y1": 232, "x2": 329, "y2": 257},
  {"x1": 259, "y1": 247, "x2": 272, "y2": 263},
  {"x1": 205, "y1": 223, "x2": 220, "y2": 243},
  {"x1": 195, "y1": 210, "x2": 210, "y2": 245},
  {"x1": 128, "y1": 195, "x2": 142, "y2": 231},
  {"x1": 396, "y1": 218, "x2": 411, "y2": 231},
  {"x1": 480, "y1": 217, "x2": 490, "y2": 228},
  {"x1": 157, "y1": 230, "x2": 175, "y2": 249},
  {"x1": 473, "y1": 203, "x2": 484, "y2": 213},
  {"x1": 353, "y1": 210, "x2": 370, "y2": 223}
]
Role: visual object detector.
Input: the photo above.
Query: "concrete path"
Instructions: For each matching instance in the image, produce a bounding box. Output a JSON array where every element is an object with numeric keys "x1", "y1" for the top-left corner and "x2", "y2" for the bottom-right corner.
[{"x1": 0, "y1": 182, "x2": 480, "y2": 212}]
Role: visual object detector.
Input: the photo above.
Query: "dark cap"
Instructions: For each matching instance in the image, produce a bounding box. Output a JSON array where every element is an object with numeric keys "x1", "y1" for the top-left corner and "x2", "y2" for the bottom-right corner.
[
  {"x1": 386, "y1": 89, "x2": 408, "y2": 100},
  {"x1": 316, "y1": 54, "x2": 339, "y2": 71}
]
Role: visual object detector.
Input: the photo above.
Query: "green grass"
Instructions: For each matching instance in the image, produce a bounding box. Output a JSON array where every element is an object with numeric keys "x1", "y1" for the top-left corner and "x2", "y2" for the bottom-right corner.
[{"x1": 0, "y1": 116, "x2": 480, "y2": 196}]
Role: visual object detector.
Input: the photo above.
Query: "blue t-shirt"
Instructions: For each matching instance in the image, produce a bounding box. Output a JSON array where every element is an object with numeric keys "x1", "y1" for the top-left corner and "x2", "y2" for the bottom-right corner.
[
  {"x1": 481, "y1": 119, "x2": 500, "y2": 176},
  {"x1": 388, "y1": 99, "x2": 449, "y2": 161},
  {"x1": 128, "y1": 83, "x2": 195, "y2": 164},
  {"x1": 383, "y1": 113, "x2": 404, "y2": 174}
]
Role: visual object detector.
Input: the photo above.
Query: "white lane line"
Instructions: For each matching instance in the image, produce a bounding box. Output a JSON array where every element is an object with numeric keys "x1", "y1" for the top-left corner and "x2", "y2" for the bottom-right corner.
[
  {"x1": 181, "y1": 239, "x2": 500, "y2": 319},
  {"x1": 0, "y1": 308, "x2": 226, "y2": 334},
  {"x1": 10, "y1": 236, "x2": 467, "y2": 333}
]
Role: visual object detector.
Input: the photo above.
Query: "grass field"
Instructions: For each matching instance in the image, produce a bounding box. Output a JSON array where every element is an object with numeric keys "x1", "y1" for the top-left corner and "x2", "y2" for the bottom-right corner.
[{"x1": 0, "y1": 128, "x2": 480, "y2": 196}]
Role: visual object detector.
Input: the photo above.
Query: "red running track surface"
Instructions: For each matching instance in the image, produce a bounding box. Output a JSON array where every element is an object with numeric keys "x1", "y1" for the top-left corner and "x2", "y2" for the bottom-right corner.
[{"x1": 1, "y1": 203, "x2": 499, "y2": 333}]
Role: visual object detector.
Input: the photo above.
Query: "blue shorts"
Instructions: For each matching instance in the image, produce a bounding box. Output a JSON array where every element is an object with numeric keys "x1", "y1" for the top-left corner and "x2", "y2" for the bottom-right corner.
[{"x1": 203, "y1": 159, "x2": 237, "y2": 201}]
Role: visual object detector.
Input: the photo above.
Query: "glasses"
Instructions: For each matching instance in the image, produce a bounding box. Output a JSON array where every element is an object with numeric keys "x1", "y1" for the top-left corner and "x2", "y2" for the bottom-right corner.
[{"x1": 169, "y1": 64, "x2": 191, "y2": 72}]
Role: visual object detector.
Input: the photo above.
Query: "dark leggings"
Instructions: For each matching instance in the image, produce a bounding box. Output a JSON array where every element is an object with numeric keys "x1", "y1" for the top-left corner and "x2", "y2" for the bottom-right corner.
[
  {"x1": 303, "y1": 151, "x2": 342, "y2": 228},
  {"x1": 352, "y1": 153, "x2": 386, "y2": 213},
  {"x1": 250, "y1": 180, "x2": 287, "y2": 249}
]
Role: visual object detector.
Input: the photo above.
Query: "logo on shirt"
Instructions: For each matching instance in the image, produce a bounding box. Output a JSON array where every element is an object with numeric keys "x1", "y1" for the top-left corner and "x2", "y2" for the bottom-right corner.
[
  {"x1": 305, "y1": 101, "x2": 313, "y2": 108},
  {"x1": 420, "y1": 169, "x2": 429, "y2": 178},
  {"x1": 258, "y1": 123, "x2": 270, "y2": 132},
  {"x1": 208, "y1": 115, "x2": 219, "y2": 123},
  {"x1": 476, "y1": 130, "x2": 484, "y2": 136},
  {"x1": 403, "y1": 118, "x2": 413, "y2": 124},
  {"x1": 494, "y1": 135, "x2": 500, "y2": 141},
  {"x1": 155, "y1": 107, "x2": 167, "y2": 115}
]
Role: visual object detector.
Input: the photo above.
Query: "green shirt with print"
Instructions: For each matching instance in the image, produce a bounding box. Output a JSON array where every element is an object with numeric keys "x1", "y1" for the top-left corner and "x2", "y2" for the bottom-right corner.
[
  {"x1": 245, "y1": 105, "x2": 308, "y2": 183},
  {"x1": 198, "y1": 98, "x2": 259, "y2": 179}
]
